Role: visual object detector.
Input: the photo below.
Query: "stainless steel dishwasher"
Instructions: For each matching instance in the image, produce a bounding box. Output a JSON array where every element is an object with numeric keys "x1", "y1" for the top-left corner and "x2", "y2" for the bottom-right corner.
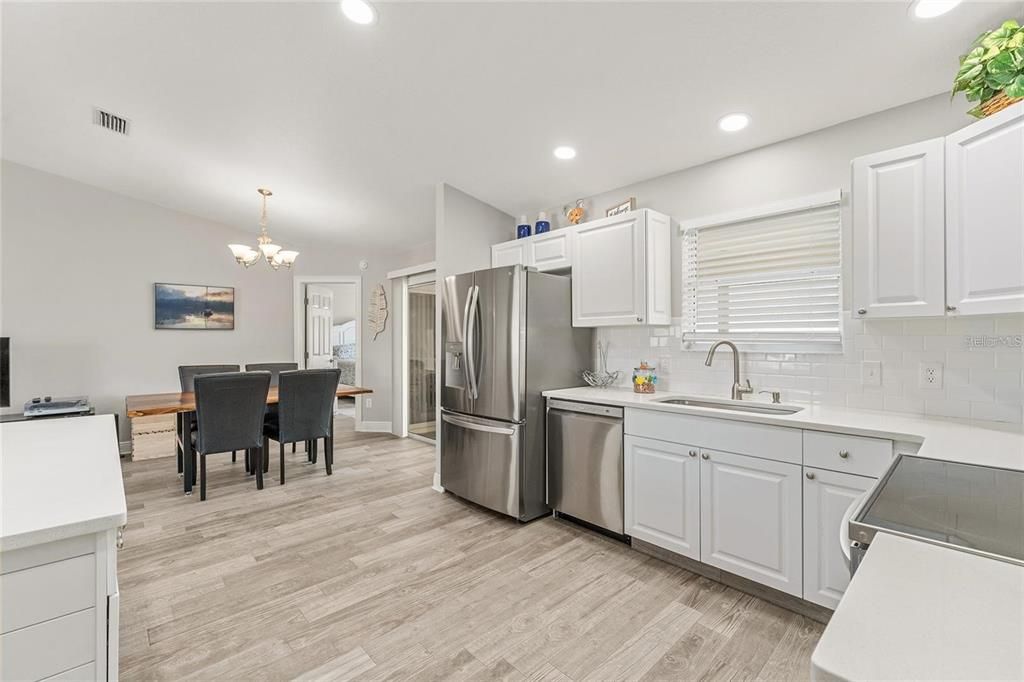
[{"x1": 546, "y1": 399, "x2": 624, "y2": 536}]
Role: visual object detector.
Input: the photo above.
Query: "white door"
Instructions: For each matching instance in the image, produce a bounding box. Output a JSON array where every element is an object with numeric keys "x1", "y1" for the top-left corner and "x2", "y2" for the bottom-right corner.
[
  {"x1": 624, "y1": 435, "x2": 700, "y2": 560},
  {"x1": 852, "y1": 138, "x2": 946, "y2": 318},
  {"x1": 700, "y1": 449, "x2": 803, "y2": 596},
  {"x1": 946, "y1": 103, "x2": 1024, "y2": 316},
  {"x1": 572, "y1": 211, "x2": 645, "y2": 326},
  {"x1": 803, "y1": 467, "x2": 874, "y2": 609},
  {"x1": 491, "y1": 241, "x2": 527, "y2": 268},
  {"x1": 305, "y1": 284, "x2": 335, "y2": 369}
]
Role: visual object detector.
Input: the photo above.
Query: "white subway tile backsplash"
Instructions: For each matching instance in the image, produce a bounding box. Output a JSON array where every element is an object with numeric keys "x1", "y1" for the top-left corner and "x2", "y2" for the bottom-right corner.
[{"x1": 595, "y1": 312, "x2": 1023, "y2": 424}]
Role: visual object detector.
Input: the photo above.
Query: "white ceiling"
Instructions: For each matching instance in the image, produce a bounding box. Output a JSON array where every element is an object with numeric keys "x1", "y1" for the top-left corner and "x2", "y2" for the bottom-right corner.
[{"x1": 3, "y1": 1, "x2": 1019, "y2": 248}]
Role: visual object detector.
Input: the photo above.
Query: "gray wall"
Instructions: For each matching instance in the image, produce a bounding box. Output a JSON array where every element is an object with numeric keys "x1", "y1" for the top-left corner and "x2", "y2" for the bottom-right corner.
[
  {"x1": 0, "y1": 161, "x2": 430, "y2": 441},
  {"x1": 540, "y1": 93, "x2": 974, "y2": 313},
  {"x1": 433, "y1": 183, "x2": 513, "y2": 484}
]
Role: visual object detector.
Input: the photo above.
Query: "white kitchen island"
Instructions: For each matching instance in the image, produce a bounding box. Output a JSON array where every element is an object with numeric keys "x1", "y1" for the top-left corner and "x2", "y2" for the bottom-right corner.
[{"x1": 0, "y1": 415, "x2": 127, "y2": 681}]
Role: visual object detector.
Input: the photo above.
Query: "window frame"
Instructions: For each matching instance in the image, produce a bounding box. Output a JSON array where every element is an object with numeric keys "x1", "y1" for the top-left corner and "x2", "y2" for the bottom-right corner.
[{"x1": 678, "y1": 190, "x2": 845, "y2": 355}]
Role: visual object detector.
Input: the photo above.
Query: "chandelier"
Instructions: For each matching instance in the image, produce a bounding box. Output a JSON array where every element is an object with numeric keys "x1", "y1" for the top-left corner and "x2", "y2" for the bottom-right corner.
[{"x1": 228, "y1": 188, "x2": 299, "y2": 269}]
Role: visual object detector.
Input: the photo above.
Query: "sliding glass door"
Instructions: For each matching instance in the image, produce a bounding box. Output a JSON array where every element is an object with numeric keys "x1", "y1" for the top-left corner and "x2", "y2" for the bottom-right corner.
[{"x1": 407, "y1": 276, "x2": 436, "y2": 442}]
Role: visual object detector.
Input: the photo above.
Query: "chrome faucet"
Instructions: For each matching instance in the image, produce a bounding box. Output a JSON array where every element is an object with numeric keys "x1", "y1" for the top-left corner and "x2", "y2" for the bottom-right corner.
[{"x1": 705, "y1": 340, "x2": 753, "y2": 400}]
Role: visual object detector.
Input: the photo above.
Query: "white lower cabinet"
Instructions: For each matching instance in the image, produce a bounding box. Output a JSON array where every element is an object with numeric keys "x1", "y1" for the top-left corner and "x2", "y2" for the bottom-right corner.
[
  {"x1": 802, "y1": 467, "x2": 875, "y2": 609},
  {"x1": 699, "y1": 449, "x2": 803, "y2": 597},
  {"x1": 624, "y1": 435, "x2": 700, "y2": 560}
]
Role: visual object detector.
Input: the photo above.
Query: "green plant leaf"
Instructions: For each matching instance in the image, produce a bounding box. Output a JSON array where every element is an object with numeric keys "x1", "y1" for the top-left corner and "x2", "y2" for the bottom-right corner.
[
  {"x1": 1009, "y1": 31, "x2": 1024, "y2": 49},
  {"x1": 955, "y1": 64, "x2": 984, "y2": 89},
  {"x1": 1006, "y1": 74, "x2": 1024, "y2": 98},
  {"x1": 987, "y1": 50, "x2": 1017, "y2": 73},
  {"x1": 1001, "y1": 19, "x2": 1020, "y2": 30}
]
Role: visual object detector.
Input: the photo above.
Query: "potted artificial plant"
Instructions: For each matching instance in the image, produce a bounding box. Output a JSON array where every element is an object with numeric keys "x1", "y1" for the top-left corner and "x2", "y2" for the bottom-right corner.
[{"x1": 952, "y1": 19, "x2": 1024, "y2": 118}]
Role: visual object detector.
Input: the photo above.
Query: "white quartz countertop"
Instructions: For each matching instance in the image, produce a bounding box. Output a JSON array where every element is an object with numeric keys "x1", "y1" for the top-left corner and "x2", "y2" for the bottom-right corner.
[
  {"x1": 543, "y1": 387, "x2": 1024, "y2": 471},
  {"x1": 811, "y1": 532, "x2": 1024, "y2": 681},
  {"x1": 1, "y1": 415, "x2": 127, "y2": 551}
]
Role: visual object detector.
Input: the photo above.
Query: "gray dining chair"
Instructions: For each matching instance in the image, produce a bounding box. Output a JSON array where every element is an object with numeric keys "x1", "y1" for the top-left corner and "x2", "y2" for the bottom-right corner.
[
  {"x1": 245, "y1": 363, "x2": 300, "y2": 453},
  {"x1": 263, "y1": 368, "x2": 341, "y2": 483},
  {"x1": 176, "y1": 364, "x2": 242, "y2": 471},
  {"x1": 244, "y1": 362, "x2": 299, "y2": 386},
  {"x1": 192, "y1": 371, "x2": 271, "y2": 500}
]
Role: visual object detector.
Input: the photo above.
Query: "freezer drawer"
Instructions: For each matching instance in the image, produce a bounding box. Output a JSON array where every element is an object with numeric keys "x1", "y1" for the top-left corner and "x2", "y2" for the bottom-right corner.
[
  {"x1": 440, "y1": 411, "x2": 522, "y2": 518},
  {"x1": 547, "y1": 401, "x2": 624, "y2": 534}
]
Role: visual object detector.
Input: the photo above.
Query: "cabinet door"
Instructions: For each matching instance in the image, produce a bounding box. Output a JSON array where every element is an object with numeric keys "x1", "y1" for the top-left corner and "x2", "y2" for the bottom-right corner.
[
  {"x1": 946, "y1": 103, "x2": 1024, "y2": 315},
  {"x1": 852, "y1": 138, "x2": 945, "y2": 318},
  {"x1": 528, "y1": 230, "x2": 573, "y2": 272},
  {"x1": 572, "y1": 212, "x2": 645, "y2": 326},
  {"x1": 491, "y1": 241, "x2": 528, "y2": 268},
  {"x1": 803, "y1": 467, "x2": 874, "y2": 609},
  {"x1": 624, "y1": 435, "x2": 700, "y2": 559},
  {"x1": 700, "y1": 449, "x2": 802, "y2": 596},
  {"x1": 644, "y1": 211, "x2": 672, "y2": 325}
]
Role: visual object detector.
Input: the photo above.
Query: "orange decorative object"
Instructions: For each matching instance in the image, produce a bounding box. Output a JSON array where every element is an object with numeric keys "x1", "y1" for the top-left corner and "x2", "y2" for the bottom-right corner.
[{"x1": 566, "y1": 199, "x2": 586, "y2": 225}]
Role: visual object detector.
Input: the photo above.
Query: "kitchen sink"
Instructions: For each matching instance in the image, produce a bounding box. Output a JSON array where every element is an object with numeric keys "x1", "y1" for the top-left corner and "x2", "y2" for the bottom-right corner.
[{"x1": 654, "y1": 397, "x2": 803, "y2": 415}]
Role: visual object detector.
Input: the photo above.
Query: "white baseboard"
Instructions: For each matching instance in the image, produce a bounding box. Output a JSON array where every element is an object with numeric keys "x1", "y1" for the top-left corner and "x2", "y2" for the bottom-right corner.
[
  {"x1": 356, "y1": 420, "x2": 393, "y2": 433},
  {"x1": 432, "y1": 471, "x2": 444, "y2": 493}
]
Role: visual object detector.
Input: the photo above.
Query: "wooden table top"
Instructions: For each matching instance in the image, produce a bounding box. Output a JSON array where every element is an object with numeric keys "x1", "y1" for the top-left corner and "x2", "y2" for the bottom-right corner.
[{"x1": 125, "y1": 385, "x2": 373, "y2": 417}]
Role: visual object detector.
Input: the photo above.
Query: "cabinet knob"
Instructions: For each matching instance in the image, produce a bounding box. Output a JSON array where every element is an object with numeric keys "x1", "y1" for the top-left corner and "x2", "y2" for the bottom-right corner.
[
  {"x1": 946, "y1": 305, "x2": 957, "y2": 312},
  {"x1": 701, "y1": 453, "x2": 710, "y2": 460},
  {"x1": 857, "y1": 308, "x2": 867, "y2": 315},
  {"x1": 806, "y1": 471, "x2": 816, "y2": 480},
  {"x1": 117, "y1": 525, "x2": 126, "y2": 549},
  {"x1": 636, "y1": 316, "x2": 644, "y2": 323},
  {"x1": 839, "y1": 450, "x2": 850, "y2": 459},
  {"x1": 688, "y1": 450, "x2": 697, "y2": 457}
]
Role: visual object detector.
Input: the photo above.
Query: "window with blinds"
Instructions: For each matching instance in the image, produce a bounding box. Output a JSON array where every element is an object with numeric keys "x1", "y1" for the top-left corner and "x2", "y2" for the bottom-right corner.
[{"x1": 681, "y1": 194, "x2": 843, "y2": 353}]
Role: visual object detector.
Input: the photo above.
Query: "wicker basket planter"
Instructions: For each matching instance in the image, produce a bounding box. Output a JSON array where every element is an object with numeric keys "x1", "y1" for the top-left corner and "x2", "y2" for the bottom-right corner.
[{"x1": 979, "y1": 91, "x2": 1024, "y2": 118}]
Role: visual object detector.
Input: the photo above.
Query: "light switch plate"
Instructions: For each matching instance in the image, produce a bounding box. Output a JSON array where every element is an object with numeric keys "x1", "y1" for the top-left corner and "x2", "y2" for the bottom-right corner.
[
  {"x1": 861, "y1": 360, "x2": 882, "y2": 387},
  {"x1": 918, "y1": 362, "x2": 943, "y2": 389},
  {"x1": 365, "y1": 397, "x2": 373, "y2": 408}
]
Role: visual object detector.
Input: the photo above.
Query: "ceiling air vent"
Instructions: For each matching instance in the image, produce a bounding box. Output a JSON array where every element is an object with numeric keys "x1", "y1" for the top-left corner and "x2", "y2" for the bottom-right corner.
[{"x1": 92, "y1": 107, "x2": 130, "y2": 136}]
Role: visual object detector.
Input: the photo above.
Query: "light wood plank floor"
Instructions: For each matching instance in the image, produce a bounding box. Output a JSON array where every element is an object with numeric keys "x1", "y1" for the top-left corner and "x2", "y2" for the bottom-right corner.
[{"x1": 119, "y1": 418, "x2": 822, "y2": 681}]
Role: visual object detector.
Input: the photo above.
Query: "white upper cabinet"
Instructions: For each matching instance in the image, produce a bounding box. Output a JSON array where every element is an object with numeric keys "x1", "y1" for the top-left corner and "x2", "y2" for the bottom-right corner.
[
  {"x1": 571, "y1": 209, "x2": 672, "y2": 327},
  {"x1": 624, "y1": 435, "x2": 700, "y2": 560},
  {"x1": 491, "y1": 240, "x2": 527, "y2": 268},
  {"x1": 491, "y1": 229, "x2": 573, "y2": 272},
  {"x1": 946, "y1": 103, "x2": 1024, "y2": 316},
  {"x1": 852, "y1": 138, "x2": 946, "y2": 318},
  {"x1": 699, "y1": 449, "x2": 803, "y2": 597},
  {"x1": 802, "y1": 467, "x2": 874, "y2": 609}
]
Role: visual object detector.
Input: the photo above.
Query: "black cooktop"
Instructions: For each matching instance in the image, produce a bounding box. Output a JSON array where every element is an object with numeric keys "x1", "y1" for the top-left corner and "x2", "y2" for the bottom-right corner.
[{"x1": 853, "y1": 455, "x2": 1024, "y2": 564}]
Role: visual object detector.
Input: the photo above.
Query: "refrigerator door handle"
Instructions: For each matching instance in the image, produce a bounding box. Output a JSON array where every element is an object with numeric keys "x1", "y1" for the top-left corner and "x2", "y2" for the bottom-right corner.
[
  {"x1": 464, "y1": 285, "x2": 481, "y2": 399},
  {"x1": 442, "y1": 412, "x2": 515, "y2": 436}
]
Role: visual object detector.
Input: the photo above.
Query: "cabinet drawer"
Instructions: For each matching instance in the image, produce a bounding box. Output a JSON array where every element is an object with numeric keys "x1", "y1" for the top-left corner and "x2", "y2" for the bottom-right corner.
[
  {"x1": 803, "y1": 431, "x2": 892, "y2": 477},
  {"x1": 0, "y1": 608, "x2": 96, "y2": 681},
  {"x1": 1, "y1": 554, "x2": 96, "y2": 634},
  {"x1": 626, "y1": 409, "x2": 802, "y2": 465}
]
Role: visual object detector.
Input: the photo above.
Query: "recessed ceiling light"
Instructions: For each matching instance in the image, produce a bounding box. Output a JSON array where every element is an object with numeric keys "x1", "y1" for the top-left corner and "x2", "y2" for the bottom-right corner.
[
  {"x1": 341, "y1": 0, "x2": 377, "y2": 25},
  {"x1": 553, "y1": 146, "x2": 577, "y2": 160},
  {"x1": 909, "y1": 0, "x2": 962, "y2": 19},
  {"x1": 718, "y1": 113, "x2": 750, "y2": 132}
]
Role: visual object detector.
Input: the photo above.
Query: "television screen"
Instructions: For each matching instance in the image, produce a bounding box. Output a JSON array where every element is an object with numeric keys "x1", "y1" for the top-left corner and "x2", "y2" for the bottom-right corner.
[{"x1": 1, "y1": 337, "x2": 9, "y2": 408}]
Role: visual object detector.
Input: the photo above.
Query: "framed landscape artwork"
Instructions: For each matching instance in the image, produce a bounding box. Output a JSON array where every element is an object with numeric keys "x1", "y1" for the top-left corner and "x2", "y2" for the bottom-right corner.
[{"x1": 154, "y1": 283, "x2": 235, "y2": 330}]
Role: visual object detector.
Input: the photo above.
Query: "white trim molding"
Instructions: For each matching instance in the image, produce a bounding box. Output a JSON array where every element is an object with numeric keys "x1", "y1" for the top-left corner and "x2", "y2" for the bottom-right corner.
[
  {"x1": 432, "y1": 472, "x2": 444, "y2": 493},
  {"x1": 387, "y1": 261, "x2": 436, "y2": 280},
  {"x1": 357, "y1": 420, "x2": 393, "y2": 433}
]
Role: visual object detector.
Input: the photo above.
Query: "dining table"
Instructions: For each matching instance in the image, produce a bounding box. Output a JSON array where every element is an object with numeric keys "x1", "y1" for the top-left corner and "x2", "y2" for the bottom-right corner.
[{"x1": 125, "y1": 384, "x2": 373, "y2": 495}]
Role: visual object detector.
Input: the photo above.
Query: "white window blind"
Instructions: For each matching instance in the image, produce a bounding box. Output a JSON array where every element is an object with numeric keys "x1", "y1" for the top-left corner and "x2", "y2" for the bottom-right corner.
[{"x1": 681, "y1": 195, "x2": 843, "y2": 353}]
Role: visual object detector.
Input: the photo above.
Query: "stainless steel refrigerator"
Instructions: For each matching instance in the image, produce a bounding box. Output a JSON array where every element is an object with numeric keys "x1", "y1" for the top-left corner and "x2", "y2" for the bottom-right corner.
[{"x1": 440, "y1": 265, "x2": 592, "y2": 522}]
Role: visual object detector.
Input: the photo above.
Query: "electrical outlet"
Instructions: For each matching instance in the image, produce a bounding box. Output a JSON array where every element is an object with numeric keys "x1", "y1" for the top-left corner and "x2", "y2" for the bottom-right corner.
[
  {"x1": 918, "y1": 362, "x2": 943, "y2": 389},
  {"x1": 365, "y1": 397, "x2": 373, "y2": 409},
  {"x1": 861, "y1": 360, "x2": 882, "y2": 387}
]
